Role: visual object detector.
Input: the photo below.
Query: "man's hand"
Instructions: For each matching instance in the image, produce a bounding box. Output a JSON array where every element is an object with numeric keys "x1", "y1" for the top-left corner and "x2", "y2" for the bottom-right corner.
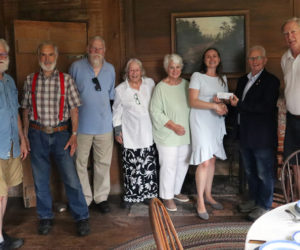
[
  {"x1": 64, "y1": 134, "x2": 77, "y2": 156},
  {"x1": 20, "y1": 138, "x2": 29, "y2": 160},
  {"x1": 230, "y1": 94, "x2": 239, "y2": 107}
]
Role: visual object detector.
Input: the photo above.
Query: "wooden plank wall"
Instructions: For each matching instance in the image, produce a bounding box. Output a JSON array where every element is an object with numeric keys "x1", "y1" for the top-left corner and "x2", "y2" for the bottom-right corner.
[
  {"x1": 1, "y1": 0, "x2": 300, "y2": 195},
  {"x1": 0, "y1": 0, "x2": 124, "y2": 195},
  {"x1": 124, "y1": 0, "x2": 298, "y2": 91}
]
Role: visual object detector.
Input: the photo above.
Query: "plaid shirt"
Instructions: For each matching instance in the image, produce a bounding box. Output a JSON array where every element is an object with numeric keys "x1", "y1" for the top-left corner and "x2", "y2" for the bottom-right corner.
[{"x1": 21, "y1": 69, "x2": 81, "y2": 127}]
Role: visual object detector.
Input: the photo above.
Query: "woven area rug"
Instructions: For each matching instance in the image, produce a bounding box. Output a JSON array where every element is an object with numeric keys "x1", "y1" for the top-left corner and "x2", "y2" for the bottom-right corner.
[{"x1": 113, "y1": 221, "x2": 251, "y2": 250}]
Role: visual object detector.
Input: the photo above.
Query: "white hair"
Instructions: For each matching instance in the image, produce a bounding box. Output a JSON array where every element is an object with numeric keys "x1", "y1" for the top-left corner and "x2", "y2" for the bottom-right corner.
[
  {"x1": 123, "y1": 58, "x2": 146, "y2": 80},
  {"x1": 281, "y1": 17, "x2": 300, "y2": 33},
  {"x1": 88, "y1": 36, "x2": 106, "y2": 49},
  {"x1": 163, "y1": 54, "x2": 183, "y2": 72},
  {"x1": 37, "y1": 41, "x2": 59, "y2": 56},
  {"x1": 248, "y1": 45, "x2": 266, "y2": 57},
  {"x1": 0, "y1": 39, "x2": 9, "y2": 53}
]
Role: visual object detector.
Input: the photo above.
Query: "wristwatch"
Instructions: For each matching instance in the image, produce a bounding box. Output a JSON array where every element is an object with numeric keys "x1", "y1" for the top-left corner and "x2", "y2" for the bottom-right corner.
[{"x1": 72, "y1": 131, "x2": 77, "y2": 136}]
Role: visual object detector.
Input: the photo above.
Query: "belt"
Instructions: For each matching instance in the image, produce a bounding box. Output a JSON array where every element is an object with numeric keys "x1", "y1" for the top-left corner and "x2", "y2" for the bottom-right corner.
[
  {"x1": 29, "y1": 123, "x2": 69, "y2": 134},
  {"x1": 288, "y1": 112, "x2": 300, "y2": 119}
]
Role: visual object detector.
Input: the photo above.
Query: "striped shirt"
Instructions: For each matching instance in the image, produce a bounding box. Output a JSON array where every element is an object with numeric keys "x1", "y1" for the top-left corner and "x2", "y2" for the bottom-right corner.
[{"x1": 21, "y1": 69, "x2": 81, "y2": 127}]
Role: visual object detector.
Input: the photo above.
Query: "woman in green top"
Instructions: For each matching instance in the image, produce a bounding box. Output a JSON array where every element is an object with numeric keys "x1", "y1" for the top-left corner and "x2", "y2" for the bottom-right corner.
[{"x1": 150, "y1": 54, "x2": 191, "y2": 212}]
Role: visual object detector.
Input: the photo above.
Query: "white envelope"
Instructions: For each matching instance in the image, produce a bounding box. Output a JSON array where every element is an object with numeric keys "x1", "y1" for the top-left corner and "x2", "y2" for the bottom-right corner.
[{"x1": 217, "y1": 92, "x2": 233, "y2": 100}]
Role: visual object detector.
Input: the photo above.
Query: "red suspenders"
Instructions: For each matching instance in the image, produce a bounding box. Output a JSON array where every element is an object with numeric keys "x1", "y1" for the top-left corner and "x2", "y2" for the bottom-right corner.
[
  {"x1": 31, "y1": 72, "x2": 65, "y2": 121},
  {"x1": 58, "y1": 72, "x2": 65, "y2": 121}
]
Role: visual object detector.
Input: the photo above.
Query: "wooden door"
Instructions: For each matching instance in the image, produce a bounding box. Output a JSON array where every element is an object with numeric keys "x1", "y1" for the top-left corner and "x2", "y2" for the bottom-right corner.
[{"x1": 14, "y1": 20, "x2": 87, "y2": 208}]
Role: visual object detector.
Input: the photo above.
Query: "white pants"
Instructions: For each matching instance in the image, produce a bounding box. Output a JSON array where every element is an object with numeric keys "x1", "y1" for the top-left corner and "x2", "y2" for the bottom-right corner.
[
  {"x1": 156, "y1": 144, "x2": 191, "y2": 199},
  {"x1": 75, "y1": 132, "x2": 113, "y2": 205}
]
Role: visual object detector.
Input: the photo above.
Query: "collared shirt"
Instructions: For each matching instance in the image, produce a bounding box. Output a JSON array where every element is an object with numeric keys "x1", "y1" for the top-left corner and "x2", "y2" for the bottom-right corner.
[
  {"x1": 242, "y1": 69, "x2": 263, "y2": 101},
  {"x1": 21, "y1": 69, "x2": 81, "y2": 127},
  {"x1": 238, "y1": 69, "x2": 263, "y2": 124},
  {"x1": 281, "y1": 49, "x2": 300, "y2": 115},
  {"x1": 150, "y1": 79, "x2": 190, "y2": 146},
  {"x1": 112, "y1": 77, "x2": 154, "y2": 149},
  {"x1": 0, "y1": 73, "x2": 20, "y2": 159},
  {"x1": 69, "y1": 58, "x2": 115, "y2": 134}
]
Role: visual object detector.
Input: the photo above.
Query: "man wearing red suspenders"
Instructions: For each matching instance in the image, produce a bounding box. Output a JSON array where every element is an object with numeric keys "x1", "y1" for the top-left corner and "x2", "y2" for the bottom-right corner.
[{"x1": 21, "y1": 41, "x2": 90, "y2": 237}]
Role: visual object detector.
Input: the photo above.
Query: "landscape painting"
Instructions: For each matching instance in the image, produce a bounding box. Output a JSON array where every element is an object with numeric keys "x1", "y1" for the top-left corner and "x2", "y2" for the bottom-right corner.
[{"x1": 171, "y1": 11, "x2": 249, "y2": 76}]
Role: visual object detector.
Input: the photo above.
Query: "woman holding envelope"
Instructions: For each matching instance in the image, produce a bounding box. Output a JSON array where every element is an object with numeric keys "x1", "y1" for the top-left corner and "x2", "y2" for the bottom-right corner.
[{"x1": 189, "y1": 47, "x2": 229, "y2": 220}]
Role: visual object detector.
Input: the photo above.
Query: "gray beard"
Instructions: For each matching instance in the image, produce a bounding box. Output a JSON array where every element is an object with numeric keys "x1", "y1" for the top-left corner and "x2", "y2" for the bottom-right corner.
[
  {"x1": 0, "y1": 58, "x2": 9, "y2": 73},
  {"x1": 88, "y1": 54, "x2": 103, "y2": 68},
  {"x1": 39, "y1": 61, "x2": 56, "y2": 72}
]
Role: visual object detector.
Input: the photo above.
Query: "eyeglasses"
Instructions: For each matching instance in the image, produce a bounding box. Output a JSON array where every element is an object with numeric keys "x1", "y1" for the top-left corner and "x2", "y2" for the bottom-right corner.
[
  {"x1": 248, "y1": 56, "x2": 264, "y2": 61},
  {"x1": 92, "y1": 77, "x2": 101, "y2": 91},
  {"x1": 0, "y1": 53, "x2": 8, "y2": 58},
  {"x1": 134, "y1": 93, "x2": 140, "y2": 105},
  {"x1": 89, "y1": 47, "x2": 104, "y2": 53}
]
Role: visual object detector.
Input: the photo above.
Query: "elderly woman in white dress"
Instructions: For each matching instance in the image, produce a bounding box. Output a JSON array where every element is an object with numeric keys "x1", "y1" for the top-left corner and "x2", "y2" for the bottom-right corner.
[
  {"x1": 112, "y1": 58, "x2": 158, "y2": 208},
  {"x1": 189, "y1": 48, "x2": 228, "y2": 220},
  {"x1": 150, "y1": 54, "x2": 191, "y2": 212}
]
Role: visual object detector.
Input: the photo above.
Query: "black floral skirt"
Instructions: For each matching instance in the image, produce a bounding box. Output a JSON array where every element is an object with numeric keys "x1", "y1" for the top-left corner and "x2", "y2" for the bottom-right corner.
[{"x1": 122, "y1": 144, "x2": 159, "y2": 203}]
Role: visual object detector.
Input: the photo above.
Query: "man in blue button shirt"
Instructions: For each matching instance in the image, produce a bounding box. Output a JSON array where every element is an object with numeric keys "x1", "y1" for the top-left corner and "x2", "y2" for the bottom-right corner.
[
  {"x1": 0, "y1": 39, "x2": 28, "y2": 250},
  {"x1": 69, "y1": 36, "x2": 115, "y2": 213}
]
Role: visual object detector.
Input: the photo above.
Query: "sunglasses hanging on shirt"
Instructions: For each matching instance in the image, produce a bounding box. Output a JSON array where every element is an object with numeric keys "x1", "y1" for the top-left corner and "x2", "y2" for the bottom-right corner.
[
  {"x1": 92, "y1": 77, "x2": 101, "y2": 91},
  {"x1": 133, "y1": 93, "x2": 141, "y2": 105}
]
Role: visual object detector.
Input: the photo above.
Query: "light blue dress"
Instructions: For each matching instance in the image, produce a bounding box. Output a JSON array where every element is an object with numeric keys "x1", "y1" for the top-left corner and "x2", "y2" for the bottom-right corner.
[{"x1": 189, "y1": 72, "x2": 228, "y2": 165}]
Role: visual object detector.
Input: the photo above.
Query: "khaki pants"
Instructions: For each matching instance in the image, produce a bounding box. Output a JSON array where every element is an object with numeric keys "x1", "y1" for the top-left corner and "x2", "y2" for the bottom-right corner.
[{"x1": 75, "y1": 132, "x2": 113, "y2": 205}]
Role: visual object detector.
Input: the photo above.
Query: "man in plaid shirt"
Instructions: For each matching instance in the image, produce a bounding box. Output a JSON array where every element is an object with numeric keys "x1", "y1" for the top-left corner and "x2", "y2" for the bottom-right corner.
[{"x1": 21, "y1": 41, "x2": 90, "y2": 237}]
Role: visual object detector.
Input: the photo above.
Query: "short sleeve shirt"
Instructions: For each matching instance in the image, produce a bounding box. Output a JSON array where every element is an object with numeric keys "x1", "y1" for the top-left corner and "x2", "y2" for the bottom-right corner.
[
  {"x1": 281, "y1": 49, "x2": 300, "y2": 115},
  {"x1": 0, "y1": 74, "x2": 20, "y2": 159},
  {"x1": 69, "y1": 58, "x2": 116, "y2": 134},
  {"x1": 21, "y1": 69, "x2": 81, "y2": 127}
]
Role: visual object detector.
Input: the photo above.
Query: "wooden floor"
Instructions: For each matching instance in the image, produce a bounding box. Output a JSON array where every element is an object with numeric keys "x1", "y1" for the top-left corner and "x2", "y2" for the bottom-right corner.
[{"x1": 4, "y1": 193, "x2": 250, "y2": 250}]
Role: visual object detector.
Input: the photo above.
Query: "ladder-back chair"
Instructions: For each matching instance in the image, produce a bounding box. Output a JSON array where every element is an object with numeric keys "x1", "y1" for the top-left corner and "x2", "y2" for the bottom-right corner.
[
  {"x1": 149, "y1": 198, "x2": 183, "y2": 250},
  {"x1": 281, "y1": 149, "x2": 300, "y2": 203}
]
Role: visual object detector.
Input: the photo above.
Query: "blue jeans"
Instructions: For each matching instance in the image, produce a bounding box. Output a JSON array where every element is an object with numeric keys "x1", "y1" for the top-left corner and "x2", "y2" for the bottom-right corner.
[
  {"x1": 240, "y1": 147, "x2": 275, "y2": 209},
  {"x1": 29, "y1": 127, "x2": 89, "y2": 221}
]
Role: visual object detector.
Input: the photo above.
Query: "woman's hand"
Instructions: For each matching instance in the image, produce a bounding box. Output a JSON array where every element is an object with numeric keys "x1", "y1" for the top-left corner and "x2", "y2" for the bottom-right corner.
[
  {"x1": 165, "y1": 120, "x2": 186, "y2": 136},
  {"x1": 173, "y1": 124, "x2": 186, "y2": 136},
  {"x1": 230, "y1": 94, "x2": 239, "y2": 107},
  {"x1": 115, "y1": 133, "x2": 123, "y2": 144},
  {"x1": 213, "y1": 95, "x2": 222, "y2": 103},
  {"x1": 214, "y1": 103, "x2": 228, "y2": 116}
]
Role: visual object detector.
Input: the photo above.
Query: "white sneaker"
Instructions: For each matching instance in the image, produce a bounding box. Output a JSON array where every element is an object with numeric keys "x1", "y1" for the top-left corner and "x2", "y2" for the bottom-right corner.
[{"x1": 174, "y1": 194, "x2": 189, "y2": 202}]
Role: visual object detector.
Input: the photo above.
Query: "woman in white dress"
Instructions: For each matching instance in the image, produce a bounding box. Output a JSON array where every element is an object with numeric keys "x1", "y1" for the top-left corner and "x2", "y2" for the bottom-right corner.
[{"x1": 189, "y1": 48, "x2": 228, "y2": 220}]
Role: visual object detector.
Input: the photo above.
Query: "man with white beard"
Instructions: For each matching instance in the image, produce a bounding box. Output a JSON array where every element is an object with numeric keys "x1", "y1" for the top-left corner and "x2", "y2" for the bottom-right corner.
[
  {"x1": 69, "y1": 36, "x2": 115, "y2": 213},
  {"x1": 0, "y1": 39, "x2": 28, "y2": 250},
  {"x1": 21, "y1": 41, "x2": 90, "y2": 237}
]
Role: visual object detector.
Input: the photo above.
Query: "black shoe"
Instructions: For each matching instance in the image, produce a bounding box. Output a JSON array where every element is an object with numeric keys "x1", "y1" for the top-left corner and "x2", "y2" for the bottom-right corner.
[
  {"x1": 97, "y1": 201, "x2": 111, "y2": 213},
  {"x1": 0, "y1": 240, "x2": 10, "y2": 250},
  {"x1": 38, "y1": 219, "x2": 53, "y2": 235},
  {"x1": 143, "y1": 199, "x2": 151, "y2": 205},
  {"x1": 77, "y1": 219, "x2": 90, "y2": 237},
  {"x1": 3, "y1": 232, "x2": 24, "y2": 249},
  {"x1": 120, "y1": 201, "x2": 132, "y2": 209}
]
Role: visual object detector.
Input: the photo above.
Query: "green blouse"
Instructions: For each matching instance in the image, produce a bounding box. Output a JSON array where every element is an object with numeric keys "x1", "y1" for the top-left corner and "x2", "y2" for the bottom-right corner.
[{"x1": 150, "y1": 78, "x2": 190, "y2": 146}]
